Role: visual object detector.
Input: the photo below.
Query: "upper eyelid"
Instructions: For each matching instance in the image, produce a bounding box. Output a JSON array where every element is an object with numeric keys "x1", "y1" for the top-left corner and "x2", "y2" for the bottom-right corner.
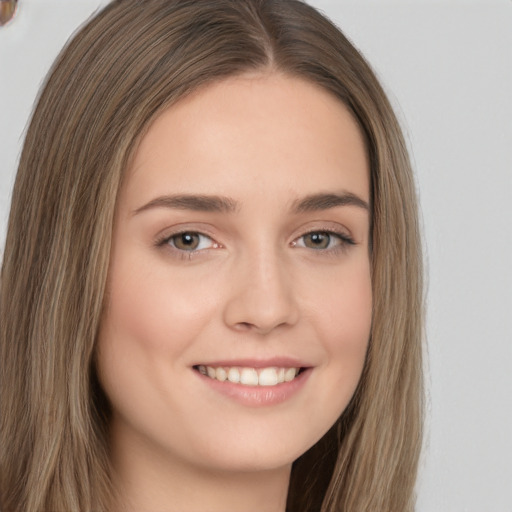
[
  {"x1": 155, "y1": 224, "x2": 217, "y2": 244},
  {"x1": 158, "y1": 227, "x2": 354, "y2": 251},
  {"x1": 293, "y1": 225, "x2": 355, "y2": 242},
  {"x1": 159, "y1": 230, "x2": 217, "y2": 247},
  {"x1": 153, "y1": 217, "x2": 355, "y2": 239},
  {"x1": 293, "y1": 229, "x2": 355, "y2": 247}
]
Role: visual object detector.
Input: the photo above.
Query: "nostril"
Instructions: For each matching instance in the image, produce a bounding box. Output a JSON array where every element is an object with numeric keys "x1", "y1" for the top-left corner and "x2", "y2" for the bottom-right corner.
[{"x1": 232, "y1": 321, "x2": 257, "y2": 333}]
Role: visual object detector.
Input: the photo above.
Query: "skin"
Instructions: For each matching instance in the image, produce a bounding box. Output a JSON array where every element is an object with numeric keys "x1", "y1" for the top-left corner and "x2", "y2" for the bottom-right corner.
[{"x1": 97, "y1": 72, "x2": 372, "y2": 512}]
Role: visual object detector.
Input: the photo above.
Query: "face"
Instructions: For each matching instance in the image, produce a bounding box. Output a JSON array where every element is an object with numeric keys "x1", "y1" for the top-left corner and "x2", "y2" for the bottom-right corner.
[{"x1": 97, "y1": 73, "x2": 372, "y2": 476}]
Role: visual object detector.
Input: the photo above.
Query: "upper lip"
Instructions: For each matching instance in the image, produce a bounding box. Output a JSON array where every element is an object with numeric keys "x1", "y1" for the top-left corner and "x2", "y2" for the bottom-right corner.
[{"x1": 193, "y1": 357, "x2": 310, "y2": 369}]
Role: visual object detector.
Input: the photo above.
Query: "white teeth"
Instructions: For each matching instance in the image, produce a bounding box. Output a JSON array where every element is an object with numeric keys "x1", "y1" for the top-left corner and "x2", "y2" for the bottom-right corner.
[
  {"x1": 240, "y1": 368, "x2": 259, "y2": 386},
  {"x1": 198, "y1": 365, "x2": 301, "y2": 386},
  {"x1": 227, "y1": 367, "x2": 240, "y2": 383},
  {"x1": 284, "y1": 367, "x2": 297, "y2": 382},
  {"x1": 258, "y1": 367, "x2": 279, "y2": 386},
  {"x1": 215, "y1": 367, "x2": 227, "y2": 381}
]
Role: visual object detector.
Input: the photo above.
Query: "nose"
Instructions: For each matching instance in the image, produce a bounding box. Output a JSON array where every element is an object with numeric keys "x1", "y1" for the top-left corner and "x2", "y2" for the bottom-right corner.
[{"x1": 222, "y1": 248, "x2": 299, "y2": 335}]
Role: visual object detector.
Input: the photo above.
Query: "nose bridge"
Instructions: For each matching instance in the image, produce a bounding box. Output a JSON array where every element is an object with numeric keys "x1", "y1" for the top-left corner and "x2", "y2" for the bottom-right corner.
[{"x1": 223, "y1": 241, "x2": 299, "y2": 334}]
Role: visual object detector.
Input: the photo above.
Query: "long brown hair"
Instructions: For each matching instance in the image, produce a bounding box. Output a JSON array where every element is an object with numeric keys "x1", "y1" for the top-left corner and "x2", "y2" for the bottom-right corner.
[{"x1": 0, "y1": 1, "x2": 423, "y2": 510}]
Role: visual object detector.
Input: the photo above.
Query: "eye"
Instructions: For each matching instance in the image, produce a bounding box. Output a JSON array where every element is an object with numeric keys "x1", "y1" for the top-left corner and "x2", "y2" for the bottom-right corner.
[
  {"x1": 164, "y1": 232, "x2": 218, "y2": 252},
  {"x1": 293, "y1": 230, "x2": 354, "y2": 251}
]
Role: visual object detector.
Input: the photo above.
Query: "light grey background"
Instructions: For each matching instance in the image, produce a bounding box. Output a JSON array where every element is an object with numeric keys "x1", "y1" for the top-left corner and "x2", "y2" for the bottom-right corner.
[{"x1": 1, "y1": 1, "x2": 511, "y2": 510}]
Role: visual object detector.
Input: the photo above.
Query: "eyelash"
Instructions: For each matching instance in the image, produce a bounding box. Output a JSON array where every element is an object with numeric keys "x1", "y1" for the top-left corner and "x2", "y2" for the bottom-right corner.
[
  {"x1": 291, "y1": 230, "x2": 355, "y2": 254},
  {"x1": 156, "y1": 229, "x2": 356, "y2": 260},
  {"x1": 155, "y1": 231, "x2": 219, "y2": 260}
]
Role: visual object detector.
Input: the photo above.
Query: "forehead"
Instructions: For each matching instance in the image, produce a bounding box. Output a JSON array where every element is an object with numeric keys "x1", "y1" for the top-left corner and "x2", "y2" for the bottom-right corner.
[{"x1": 122, "y1": 73, "x2": 369, "y2": 209}]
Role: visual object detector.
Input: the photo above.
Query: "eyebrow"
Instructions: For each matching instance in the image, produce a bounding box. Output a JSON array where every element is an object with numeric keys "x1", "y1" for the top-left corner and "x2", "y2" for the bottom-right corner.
[
  {"x1": 132, "y1": 191, "x2": 369, "y2": 216},
  {"x1": 132, "y1": 194, "x2": 239, "y2": 215},
  {"x1": 291, "y1": 192, "x2": 369, "y2": 213}
]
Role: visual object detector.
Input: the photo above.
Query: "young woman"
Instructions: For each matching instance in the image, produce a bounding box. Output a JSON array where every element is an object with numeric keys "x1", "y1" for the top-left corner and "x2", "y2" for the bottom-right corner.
[{"x1": 0, "y1": 1, "x2": 424, "y2": 511}]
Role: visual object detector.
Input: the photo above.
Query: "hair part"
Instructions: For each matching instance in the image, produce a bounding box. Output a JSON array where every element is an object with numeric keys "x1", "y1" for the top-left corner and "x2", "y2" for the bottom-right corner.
[{"x1": 0, "y1": 1, "x2": 423, "y2": 511}]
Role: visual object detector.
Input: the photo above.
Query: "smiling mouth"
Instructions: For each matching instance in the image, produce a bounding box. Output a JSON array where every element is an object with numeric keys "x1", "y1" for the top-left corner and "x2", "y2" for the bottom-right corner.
[{"x1": 193, "y1": 365, "x2": 306, "y2": 387}]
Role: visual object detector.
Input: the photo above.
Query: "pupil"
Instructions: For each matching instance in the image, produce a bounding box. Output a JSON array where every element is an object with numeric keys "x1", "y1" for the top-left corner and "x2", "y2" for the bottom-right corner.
[
  {"x1": 174, "y1": 233, "x2": 199, "y2": 250},
  {"x1": 307, "y1": 232, "x2": 329, "y2": 249},
  {"x1": 182, "y1": 234, "x2": 195, "y2": 245}
]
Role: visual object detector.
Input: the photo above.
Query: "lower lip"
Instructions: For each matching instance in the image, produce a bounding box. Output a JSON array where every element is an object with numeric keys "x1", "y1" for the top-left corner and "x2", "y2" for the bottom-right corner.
[{"x1": 195, "y1": 368, "x2": 312, "y2": 407}]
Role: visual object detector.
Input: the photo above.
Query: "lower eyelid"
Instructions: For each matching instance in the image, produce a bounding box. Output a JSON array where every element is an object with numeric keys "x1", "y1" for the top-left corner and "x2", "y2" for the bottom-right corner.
[
  {"x1": 294, "y1": 231, "x2": 355, "y2": 248},
  {"x1": 156, "y1": 231, "x2": 215, "y2": 250},
  {"x1": 173, "y1": 233, "x2": 216, "y2": 250},
  {"x1": 157, "y1": 229, "x2": 354, "y2": 257}
]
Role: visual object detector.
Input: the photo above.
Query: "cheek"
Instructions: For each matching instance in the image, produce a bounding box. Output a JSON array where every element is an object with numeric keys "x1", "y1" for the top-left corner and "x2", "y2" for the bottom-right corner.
[
  {"x1": 309, "y1": 256, "x2": 372, "y2": 350},
  {"x1": 307, "y1": 259, "x2": 372, "y2": 406},
  {"x1": 331, "y1": 273, "x2": 372, "y2": 351},
  {"x1": 95, "y1": 261, "x2": 221, "y2": 439},
  {"x1": 101, "y1": 261, "x2": 218, "y2": 360}
]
